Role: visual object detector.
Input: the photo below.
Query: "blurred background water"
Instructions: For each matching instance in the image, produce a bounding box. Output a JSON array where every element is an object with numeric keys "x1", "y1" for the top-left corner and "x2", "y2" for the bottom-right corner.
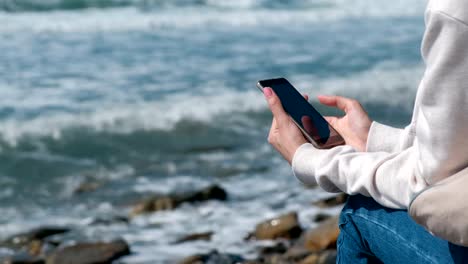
[{"x1": 0, "y1": 0, "x2": 426, "y2": 262}]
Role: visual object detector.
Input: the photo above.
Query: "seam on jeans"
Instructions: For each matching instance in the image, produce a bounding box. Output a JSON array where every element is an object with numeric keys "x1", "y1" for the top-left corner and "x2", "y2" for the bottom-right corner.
[
  {"x1": 349, "y1": 213, "x2": 439, "y2": 263},
  {"x1": 339, "y1": 215, "x2": 376, "y2": 259},
  {"x1": 337, "y1": 228, "x2": 344, "y2": 264}
]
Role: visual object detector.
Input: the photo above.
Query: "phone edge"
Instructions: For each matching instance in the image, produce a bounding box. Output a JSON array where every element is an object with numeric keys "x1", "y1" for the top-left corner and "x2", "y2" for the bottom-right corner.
[{"x1": 256, "y1": 80, "x2": 325, "y2": 149}]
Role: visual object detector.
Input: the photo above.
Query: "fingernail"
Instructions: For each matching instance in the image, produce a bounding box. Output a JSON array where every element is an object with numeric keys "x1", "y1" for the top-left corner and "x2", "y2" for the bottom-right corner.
[{"x1": 264, "y1": 87, "x2": 273, "y2": 98}]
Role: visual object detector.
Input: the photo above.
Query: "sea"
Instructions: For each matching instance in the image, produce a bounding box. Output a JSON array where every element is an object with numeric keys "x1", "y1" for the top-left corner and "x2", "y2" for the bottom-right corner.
[{"x1": 0, "y1": 0, "x2": 426, "y2": 263}]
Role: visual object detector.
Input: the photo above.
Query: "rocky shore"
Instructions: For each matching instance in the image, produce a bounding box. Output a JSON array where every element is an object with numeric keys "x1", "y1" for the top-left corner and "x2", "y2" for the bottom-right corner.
[{"x1": 0, "y1": 184, "x2": 347, "y2": 264}]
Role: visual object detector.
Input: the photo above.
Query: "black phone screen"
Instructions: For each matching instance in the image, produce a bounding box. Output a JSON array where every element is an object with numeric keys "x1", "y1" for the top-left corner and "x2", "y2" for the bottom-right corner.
[{"x1": 259, "y1": 78, "x2": 344, "y2": 148}]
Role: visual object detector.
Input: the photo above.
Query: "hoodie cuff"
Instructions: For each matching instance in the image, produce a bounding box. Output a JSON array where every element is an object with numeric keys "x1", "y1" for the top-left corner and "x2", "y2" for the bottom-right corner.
[
  {"x1": 291, "y1": 143, "x2": 321, "y2": 187},
  {"x1": 366, "y1": 122, "x2": 404, "y2": 153}
]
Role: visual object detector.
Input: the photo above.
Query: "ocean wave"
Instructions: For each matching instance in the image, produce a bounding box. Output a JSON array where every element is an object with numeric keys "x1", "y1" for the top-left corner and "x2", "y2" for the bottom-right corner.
[
  {"x1": 0, "y1": 89, "x2": 265, "y2": 145},
  {"x1": 0, "y1": 0, "x2": 426, "y2": 13},
  {"x1": 0, "y1": 63, "x2": 422, "y2": 146},
  {"x1": 0, "y1": 0, "x2": 426, "y2": 33},
  {"x1": 0, "y1": 0, "x2": 134, "y2": 12}
]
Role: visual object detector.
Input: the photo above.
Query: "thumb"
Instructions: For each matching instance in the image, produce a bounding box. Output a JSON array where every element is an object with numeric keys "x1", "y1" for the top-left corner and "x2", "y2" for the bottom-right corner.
[{"x1": 264, "y1": 88, "x2": 288, "y2": 124}]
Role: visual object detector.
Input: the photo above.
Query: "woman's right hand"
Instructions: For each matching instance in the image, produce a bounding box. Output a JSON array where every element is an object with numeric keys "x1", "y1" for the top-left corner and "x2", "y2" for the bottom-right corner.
[{"x1": 318, "y1": 95, "x2": 372, "y2": 152}]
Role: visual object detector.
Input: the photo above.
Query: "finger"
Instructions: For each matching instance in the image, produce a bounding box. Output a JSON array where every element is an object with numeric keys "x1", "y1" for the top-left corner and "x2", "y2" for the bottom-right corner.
[
  {"x1": 269, "y1": 117, "x2": 278, "y2": 134},
  {"x1": 301, "y1": 116, "x2": 317, "y2": 135},
  {"x1": 324, "y1": 116, "x2": 338, "y2": 126},
  {"x1": 317, "y1": 95, "x2": 357, "y2": 113},
  {"x1": 268, "y1": 117, "x2": 278, "y2": 144},
  {"x1": 264, "y1": 87, "x2": 288, "y2": 124},
  {"x1": 302, "y1": 93, "x2": 309, "y2": 101}
]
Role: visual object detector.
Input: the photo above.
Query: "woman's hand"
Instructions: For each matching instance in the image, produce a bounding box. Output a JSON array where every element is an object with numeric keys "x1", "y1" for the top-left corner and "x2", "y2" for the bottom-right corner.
[
  {"x1": 264, "y1": 88, "x2": 372, "y2": 163},
  {"x1": 318, "y1": 95, "x2": 372, "y2": 152},
  {"x1": 264, "y1": 87, "x2": 307, "y2": 164}
]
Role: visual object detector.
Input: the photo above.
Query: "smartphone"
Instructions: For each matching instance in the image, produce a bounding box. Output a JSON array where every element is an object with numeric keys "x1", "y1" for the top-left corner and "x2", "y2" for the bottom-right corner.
[{"x1": 257, "y1": 77, "x2": 345, "y2": 149}]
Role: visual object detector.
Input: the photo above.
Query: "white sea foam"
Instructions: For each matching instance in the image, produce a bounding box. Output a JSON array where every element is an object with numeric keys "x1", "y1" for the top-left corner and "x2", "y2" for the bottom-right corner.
[
  {"x1": 124, "y1": 171, "x2": 335, "y2": 263},
  {"x1": 296, "y1": 62, "x2": 424, "y2": 107},
  {"x1": 0, "y1": 165, "x2": 342, "y2": 263},
  {"x1": 0, "y1": 0, "x2": 426, "y2": 33},
  {"x1": 0, "y1": 63, "x2": 423, "y2": 145},
  {"x1": 57, "y1": 165, "x2": 135, "y2": 198},
  {"x1": 0, "y1": 89, "x2": 265, "y2": 145}
]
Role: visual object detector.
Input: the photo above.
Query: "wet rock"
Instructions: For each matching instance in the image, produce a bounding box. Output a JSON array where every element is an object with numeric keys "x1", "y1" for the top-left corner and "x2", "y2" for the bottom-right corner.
[
  {"x1": 258, "y1": 242, "x2": 288, "y2": 256},
  {"x1": 27, "y1": 241, "x2": 42, "y2": 257},
  {"x1": 313, "y1": 193, "x2": 348, "y2": 208},
  {"x1": 295, "y1": 216, "x2": 340, "y2": 253},
  {"x1": 248, "y1": 212, "x2": 303, "y2": 241},
  {"x1": 1, "y1": 227, "x2": 70, "y2": 253},
  {"x1": 178, "y1": 185, "x2": 227, "y2": 204},
  {"x1": 1, "y1": 252, "x2": 44, "y2": 264},
  {"x1": 258, "y1": 248, "x2": 337, "y2": 264},
  {"x1": 178, "y1": 255, "x2": 204, "y2": 264},
  {"x1": 5, "y1": 227, "x2": 70, "y2": 244},
  {"x1": 173, "y1": 232, "x2": 213, "y2": 244},
  {"x1": 313, "y1": 213, "x2": 332, "y2": 223},
  {"x1": 282, "y1": 246, "x2": 312, "y2": 262},
  {"x1": 258, "y1": 254, "x2": 289, "y2": 264},
  {"x1": 46, "y1": 240, "x2": 130, "y2": 264},
  {"x1": 280, "y1": 216, "x2": 339, "y2": 263},
  {"x1": 178, "y1": 250, "x2": 244, "y2": 264},
  {"x1": 73, "y1": 181, "x2": 102, "y2": 195},
  {"x1": 88, "y1": 216, "x2": 129, "y2": 226},
  {"x1": 131, "y1": 185, "x2": 227, "y2": 216},
  {"x1": 299, "y1": 250, "x2": 337, "y2": 264},
  {"x1": 131, "y1": 196, "x2": 176, "y2": 215}
]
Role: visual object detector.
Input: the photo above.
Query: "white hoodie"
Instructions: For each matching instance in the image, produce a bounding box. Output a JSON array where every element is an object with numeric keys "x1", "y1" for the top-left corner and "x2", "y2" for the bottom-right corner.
[{"x1": 292, "y1": 0, "x2": 468, "y2": 209}]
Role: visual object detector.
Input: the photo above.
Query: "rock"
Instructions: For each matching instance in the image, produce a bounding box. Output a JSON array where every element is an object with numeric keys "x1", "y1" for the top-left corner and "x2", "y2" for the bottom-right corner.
[
  {"x1": 248, "y1": 212, "x2": 303, "y2": 241},
  {"x1": 173, "y1": 232, "x2": 213, "y2": 244},
  {"x1": 5, "y1": 227, "x2": 70, "y2": 244},
  {"x1": 1, "y1": 227, "x2": 70, "y2": 253},
  {"x1": 88, "y1": 216, "x2": 129, "y2": 226},
  {"x1": 46, "y1": 240, "x2": 130, "y2": 264},
  {"x1": 131, "y1": 185, "x2": 228, "y2": 216},
  {"x1": 282, "y1": 246, "x2": 312, "y2": 262},
  {"x1": 178, "y1": 250, "x2": 244, "y2": 264},
  {"x1": 313, "y1": 193, "x2": 348, "y2": 208},
  {"x1": 296, "y1": 216, "x2": 340, "y2": 253},
  {"x1": 258, "y1": 242, "x2": 288, "y2": 256},
  {"x1": 131, "y1": 196, "x2": 176, "y2": 215},
  {"x1": 178, "y1": 255, "x2": 204, "y2": 264},
  {"x1": 313, "y1": 213, "x2": 332, "y2": 223},
  {"x1": 258, "y1": 248, "x2": 337, "y2": 264},
  {"x1": 320, "y1": 250, "x2": 337, "y2": 264},
  {"x1": 73, "y1": 181, "x2": 102, "y2": 195},
  {"x1": 299, "y1": 250, "x2": 337, "y2": 264},
  {"x1": 1, "y1": 252, "x2": 44, "y2": 264},
  {"x1": 178, "y1": 185, "x2": 227, "y2": 204},
  {"x1": 258, "y1": 254, "x2": 288, "y2": 264},
  {"x1": 27, "y1": 241, "x2": 42, "y2": 256},
  {"x1": 256, "y1": 242, "x2": 294, "y2": 264},
  {"x1": 300, "y1": 254, "x2": 319, "y2": 264}
]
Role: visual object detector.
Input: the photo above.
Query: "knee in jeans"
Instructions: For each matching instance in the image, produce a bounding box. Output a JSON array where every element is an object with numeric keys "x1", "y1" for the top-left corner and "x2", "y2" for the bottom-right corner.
[{"x1": 338, "y1": 194, "x2": 371, "y2": 229}]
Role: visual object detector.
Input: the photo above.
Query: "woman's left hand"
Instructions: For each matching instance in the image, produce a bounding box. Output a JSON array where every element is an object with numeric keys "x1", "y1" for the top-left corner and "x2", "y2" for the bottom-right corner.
[{"x1": 264, "y1": 87, "x2": 308, "y2": 164}]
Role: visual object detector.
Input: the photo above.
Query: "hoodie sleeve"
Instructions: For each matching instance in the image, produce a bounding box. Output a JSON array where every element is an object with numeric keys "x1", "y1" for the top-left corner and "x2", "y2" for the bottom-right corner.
[
  {"x1": 365, "y1": 122, "x2": 406, "y2": 153},
  {"x1": 292, "y1": 4, "x2": 468, "y2": 209}
]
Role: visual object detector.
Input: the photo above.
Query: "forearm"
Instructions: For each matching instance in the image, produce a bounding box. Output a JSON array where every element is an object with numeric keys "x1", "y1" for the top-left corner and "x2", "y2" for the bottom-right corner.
[
  {"x1": 366, "y1": 122, "x2": 409, "y2": 153},
  {"x1": 292, "y1": 143, "x2": 426, "y2": 209}
]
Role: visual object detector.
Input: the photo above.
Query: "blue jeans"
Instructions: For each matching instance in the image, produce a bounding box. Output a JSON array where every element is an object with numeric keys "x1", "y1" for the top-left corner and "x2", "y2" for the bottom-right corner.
[{"x1": 337, "y1": 195, "x2": 468, "y2": 263}]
